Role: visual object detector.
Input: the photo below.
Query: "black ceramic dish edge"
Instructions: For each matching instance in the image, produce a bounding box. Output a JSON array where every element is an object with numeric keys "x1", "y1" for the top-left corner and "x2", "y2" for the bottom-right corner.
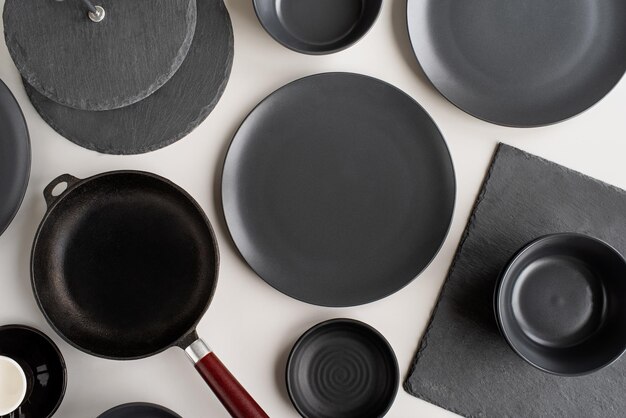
[
  {"x1": 0, "y1": 80, "x2": 31, "y2": 236},
  {"x1": 252, "y1": 1, "x2": 383, "y2": 55},
  {"x1": 404, "y1": 0, "x2": 626, "y2": 128},
  {"x1": 1, "y1": 324, "x2": 67, "y2": 418},
  {"x1": 493, "y1": 232, "x2": 626, "y2": 376},
  {"x1": 219, "y1": 71, "x2": 457, "y2": 307},
  {"x1": 285, "y1": 318, "x2": 400, "y2": 418}
]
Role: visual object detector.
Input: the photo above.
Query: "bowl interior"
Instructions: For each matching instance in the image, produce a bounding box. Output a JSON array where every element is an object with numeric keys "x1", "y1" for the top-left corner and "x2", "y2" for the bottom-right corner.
[
  {"x1": 254, "y1": 0, "x2": 382, "y2": 54},
  {"x1": 497, "y1": 234, "x2": 626, "y2": 375}
]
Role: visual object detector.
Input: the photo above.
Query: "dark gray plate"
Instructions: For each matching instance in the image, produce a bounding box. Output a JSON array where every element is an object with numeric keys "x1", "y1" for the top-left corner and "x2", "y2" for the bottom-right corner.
[
  {"x1": 98, "y1": 403, "x2": 181, "y2": 418},
  {"x1": 222, "y1": 72, "x2": 455, "y2": 307},
  {"x1": 407, "y1": 0, "x2": 626, "y2": 127},
  {"x1": 0, "y1": 79, "x2": 30, "y2": 236},
  {"x1": 4, "y1": 0, "x2": 196, "y2": 111},
  {"x1": 287, "y1": 319, "x2": 399, "y2": 418},
  {"x1": 23, "y1": 0, "x2": 233, "y2": 155},
  {"x1": 253, "y1": 0, "x2": 382, "y2": 55}
]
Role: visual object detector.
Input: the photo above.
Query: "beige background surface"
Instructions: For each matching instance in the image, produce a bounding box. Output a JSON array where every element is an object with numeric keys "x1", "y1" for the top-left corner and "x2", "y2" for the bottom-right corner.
[{"x1": 0, "y1": 1, "x2": 624, "y2": 417}]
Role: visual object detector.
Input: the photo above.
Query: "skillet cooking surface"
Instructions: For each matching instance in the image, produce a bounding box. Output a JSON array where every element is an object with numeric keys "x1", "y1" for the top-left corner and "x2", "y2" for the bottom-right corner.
[
  {"x1": 32, "y1": 172, "x2": 218, "y2": 359},
  {"x1": 407, "y1": 0, "x2": 626, "y2": 126},
  {"x1": 222, "y1": 73, "x2": 455, "y2": 307}
]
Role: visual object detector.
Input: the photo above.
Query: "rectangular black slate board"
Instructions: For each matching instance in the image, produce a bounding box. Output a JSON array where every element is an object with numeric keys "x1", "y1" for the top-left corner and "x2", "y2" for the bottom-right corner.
[{"x1": 404, "y1": 143, "x2": 626, "y2": 418}]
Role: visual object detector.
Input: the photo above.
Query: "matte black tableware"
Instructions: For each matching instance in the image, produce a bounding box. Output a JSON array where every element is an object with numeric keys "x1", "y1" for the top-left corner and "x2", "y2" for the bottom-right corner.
[
  {"x1": 0, "y1": 324, "x2": 66, "y2": 418},
  {"x1": 253, "y1": 0, "x2": 382, "y2": 54},
  {"x1": 98, "y1": 402, "x2": 182, "y2": 418},
  {"x1": 24, "y1": 0, "x2": 234, "y2": 155},
  {"x1": 0, "y1": 79, "x2": 30, "y2": 237},
  {"x1": 222, "y1": 72, "x2": 455, "y2": 307},
  {"x1": 407, "y1": 0, "x2": 626, "y2": 127},
  {"x1": 286, "y1": 319, "x2": 399, "y2": 418},
  {"x1": 495, "y1": 233, "x2": 626, "y2": 376},
  {"x1": 31, "y1": 172, "x2": 268, "y2": 418},
  {"x1": 4, "y1": 0, "x2": 196, "y2": 110}
]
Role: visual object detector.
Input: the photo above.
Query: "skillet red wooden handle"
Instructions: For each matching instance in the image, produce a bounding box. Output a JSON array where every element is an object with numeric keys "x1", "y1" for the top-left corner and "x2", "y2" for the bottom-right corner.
[{"x1": 186, "y1": 339, "x2": 269, "y2": 418}]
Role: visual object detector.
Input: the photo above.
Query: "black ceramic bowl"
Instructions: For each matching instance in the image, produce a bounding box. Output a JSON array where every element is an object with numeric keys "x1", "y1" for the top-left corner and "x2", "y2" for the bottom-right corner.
[
  {"x1": 253, "y1": 0, "x2": 382, "y2": 55},
  {"x1": 0, "y1": 324, "x2": 66, "y2": 418},
  {"x1": 286, "y1": 319, "x2": 399, "y2": 418},
  {"x1": 98, "y1": 402, "x2": 182, "y2": 418},
  {"x1": 495, "y1": 233, "x2": 626, "y2": 376}
]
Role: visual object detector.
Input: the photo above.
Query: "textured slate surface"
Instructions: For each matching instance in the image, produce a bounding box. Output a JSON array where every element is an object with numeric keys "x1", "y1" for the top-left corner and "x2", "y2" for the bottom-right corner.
[
  {"x1": 24, "y1": 0, "x2": 233, "y2": 155},
  {"x1": 405, "y1": 144, "x2": 626, "y2": 418},
  {"x1": 4, "y1": 0, "x2": 196, "y2": 111}
]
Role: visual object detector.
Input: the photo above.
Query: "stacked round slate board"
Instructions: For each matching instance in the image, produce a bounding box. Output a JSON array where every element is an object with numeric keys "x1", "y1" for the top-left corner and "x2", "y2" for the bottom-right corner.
[{"x1": 3, "y1": 0, "x2": 233, "y2": 154}]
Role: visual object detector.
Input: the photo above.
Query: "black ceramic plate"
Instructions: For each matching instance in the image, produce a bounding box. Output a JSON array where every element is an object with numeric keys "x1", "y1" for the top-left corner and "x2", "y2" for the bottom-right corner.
[
  {"x1": 253, "y1": 0, "x2": 382, "y2": 54},
  {"x1": 287, "y1": 319, "x2": 399, "y2": 418},
  {"x1": 4, "y1": 0, "x2": 196, "y2": 111},
  {"x1": 24, "y1": 0, "x2": 233, "y2": 155},
  {"x1": 407, "y1": 0, "x2": 626, "y2": 127},
  {"x1": 98, "y1": 403, "x2": 182, "y2": 418},
  {"x1": 0, "y1": 325, "x2": 66, "y2": 418},
  {"x1": 495, "y1": 233, "x2": 626, "y2": 376},
  {"x1": 0, "y1": 79, "x2": 30, "y2": 236},
  {"x1": 222, "y1": 72, "x2": 455, "y2": 307}
]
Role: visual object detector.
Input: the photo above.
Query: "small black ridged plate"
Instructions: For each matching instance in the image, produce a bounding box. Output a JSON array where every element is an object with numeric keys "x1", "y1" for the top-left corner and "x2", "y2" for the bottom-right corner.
[
  {"x1": 23, "y1": 0, "x2": 233, "y2": 155},
  {"x1": 405, "y1": 144, "x2": 626, "y2": 417},
  {"x1": 287, "y1": 319, "x2": 399, "y2": 418},
  {"x1": 98, "y1": 403, "x2": 181, "y2": 418},
  {"x1": 4, "y1": 0, "x2": 196, "y2": 111},
  {"x1": 0, "y1": 79, "x2": 30, "y2": 236}
]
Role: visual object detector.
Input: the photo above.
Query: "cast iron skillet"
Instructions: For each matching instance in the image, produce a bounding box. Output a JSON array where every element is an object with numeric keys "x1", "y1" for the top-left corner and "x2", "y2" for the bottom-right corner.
[
  {"x1": 0, "y1": 79, "x2": 30, "y2": 236},
  {"x1": 253, "y1": 0, "x2": 382, "y2": 54},
  {"x1": 407, "y1": 0, "x2": 626, "y2": 127},
  {"x1": 222, "y1": 72, "x2": 455, "y2": 307},
  {"x1": 98, "y1": 402, "x2": 181, "y2": 418},
  {"x1": 495, "y1": 233, "x2": 626, "y2": 376},
  {"x1": 286, "y1": 319, "x2": 399, "y2": 418},
  {"x1": 31, "y1": 171, "x2": 268, "y2": 418}
]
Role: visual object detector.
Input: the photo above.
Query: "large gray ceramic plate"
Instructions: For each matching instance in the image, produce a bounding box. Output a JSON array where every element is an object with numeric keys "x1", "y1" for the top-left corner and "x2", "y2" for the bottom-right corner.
[
  {"x1": 222, "y1": 73, "x2": 455, "y2": 307},
  {"x1": 407, "y1": 0, "x2": 626, "y2": 127},
  {"x1": 0, "y1": 80, "x2": 30, "y2": 236}
]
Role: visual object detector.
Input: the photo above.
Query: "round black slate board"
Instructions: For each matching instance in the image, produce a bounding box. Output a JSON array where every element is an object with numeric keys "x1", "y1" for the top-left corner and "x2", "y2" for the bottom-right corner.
[
  {"x1": 0, "y1": 79, "x2": 30, "y2": 236},
  {"x1": 23, "y1": 0, "x2": 233, "y2": 155},
  {"x1": 4, "y1": 0, "x2": 197, "y2": 111},
  {"x1": 0, "y1": 325, "x2": 66, "y2": 418},
  {"x1": 407, "y1": 0, "x2": 626, "y2": 127},
  {"x1": 286, "y1": 319, "x2": 399, "y2": 418},
  {"x1": 98, "y1": 402, "x2": 182, "y2": 418},
  {"x1": 222, "y1": 72, "x2": 456, "y2": 307}
]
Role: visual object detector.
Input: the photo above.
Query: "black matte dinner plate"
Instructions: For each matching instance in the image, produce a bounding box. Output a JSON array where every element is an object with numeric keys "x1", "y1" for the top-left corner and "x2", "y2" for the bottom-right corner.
[
  {"x1": 407, "y1": 0, "x2": 626, "y2": 127},
  {"x1": 253, "y1": 0, "x2": 382, "y2": 54},
  {"x1": 24, "y1": 0, "x2": 233, "y2": 155},
  {"x1": 0, "y1": 79, "x2": 30, "y2": 236},
  {"x1": 222, "y1": 72, "x2": 455, "y2": 307},
  {"x1": 0, "y1": 325, "x2": 66, "y2": 418},
  {"x1": 495, "y1": 233, "x2": 626, "y2": 376},
  {"x1": 287, "y1": 319, "x2": 399, "y2": 418},
  {"x1": 98, "y1": 403, "x2": 182, "y2": 418}
]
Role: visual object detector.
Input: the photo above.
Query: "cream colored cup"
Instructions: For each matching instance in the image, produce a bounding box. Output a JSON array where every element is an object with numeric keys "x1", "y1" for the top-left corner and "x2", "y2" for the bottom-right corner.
[{"x1": 0, "y1": 356, "x2": 27, "y2": 415}]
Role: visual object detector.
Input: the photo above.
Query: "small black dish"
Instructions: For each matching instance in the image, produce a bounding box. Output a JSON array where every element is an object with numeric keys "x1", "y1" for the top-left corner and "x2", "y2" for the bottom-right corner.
[
  {"x1": 0, "y1": 324, "x2": 66, "y2": 418},
  {"x1": 286, "y1": 319, "x2": 399, "y2": 418},
  {"x1": 253, "y1": 0, "x2": 382, "y2": 55},
  {"x1": 495, "y1": 233, "x2": 626, "y2": 376},
  {"x1": 98, "y1": 402, "x2": 182, "y2": 418}
]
